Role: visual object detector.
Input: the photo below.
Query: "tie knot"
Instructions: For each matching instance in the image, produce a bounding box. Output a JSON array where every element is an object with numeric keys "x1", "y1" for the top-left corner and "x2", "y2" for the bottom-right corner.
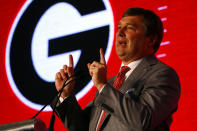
[
  {"x1": 119, "y1": 66, "x2": 130, "y2": 75},
  {"x1": 112, "y1": 66, "x2": 130, "y2": 89}
]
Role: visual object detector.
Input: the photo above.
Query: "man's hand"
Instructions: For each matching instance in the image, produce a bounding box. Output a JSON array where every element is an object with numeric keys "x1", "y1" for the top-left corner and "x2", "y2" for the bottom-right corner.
[
  {"x1": 55, "y1": 55, "x2": 75, "y2": 98},
  {"x1": 87, "y1": 48, "x2": 107, "y2": 91}
]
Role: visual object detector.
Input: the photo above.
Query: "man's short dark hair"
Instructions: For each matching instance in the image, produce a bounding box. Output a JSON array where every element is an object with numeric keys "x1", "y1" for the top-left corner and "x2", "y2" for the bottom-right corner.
[{"x1": 123, "y1": 7, "x2": 163, "y2": 53}]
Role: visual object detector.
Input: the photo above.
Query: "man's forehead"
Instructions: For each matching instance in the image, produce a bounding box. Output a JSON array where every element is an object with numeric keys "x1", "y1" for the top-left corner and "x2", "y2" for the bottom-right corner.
[{"x1": 118, "y1": 15, "x2": 144, "y2": 26}]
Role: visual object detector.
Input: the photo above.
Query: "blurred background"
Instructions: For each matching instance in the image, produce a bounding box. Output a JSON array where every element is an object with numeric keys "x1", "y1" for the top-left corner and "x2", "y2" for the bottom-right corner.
[{"x1": 0, "y1": 0, "x2": 196, "y2": 130}]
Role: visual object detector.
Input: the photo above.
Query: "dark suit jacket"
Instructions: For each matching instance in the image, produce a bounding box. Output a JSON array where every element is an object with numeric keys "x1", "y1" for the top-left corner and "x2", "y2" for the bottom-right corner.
[{"x1": 51, "y1": 54, "x2": 181, "y2": 131}]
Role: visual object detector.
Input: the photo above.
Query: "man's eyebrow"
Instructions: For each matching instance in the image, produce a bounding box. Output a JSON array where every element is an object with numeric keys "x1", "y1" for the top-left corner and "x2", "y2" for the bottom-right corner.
[
  {"x1": 126, "y1": 23, "x2": 138, "y2": 27},
  {"x1": 118, "y1": 22, "x2": 138, "y2": 27}
]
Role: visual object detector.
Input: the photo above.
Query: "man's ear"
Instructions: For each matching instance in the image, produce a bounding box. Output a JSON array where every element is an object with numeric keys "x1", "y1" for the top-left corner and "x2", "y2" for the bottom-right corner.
[{"x1": 147, "y1": 36, "x2": 157, "y2": 48}]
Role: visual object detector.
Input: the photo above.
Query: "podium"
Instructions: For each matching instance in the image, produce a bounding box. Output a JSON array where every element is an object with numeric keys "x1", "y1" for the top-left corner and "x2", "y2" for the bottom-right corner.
[{"x1": 0, "y1": 118, "x2": 47, "y2": 131}]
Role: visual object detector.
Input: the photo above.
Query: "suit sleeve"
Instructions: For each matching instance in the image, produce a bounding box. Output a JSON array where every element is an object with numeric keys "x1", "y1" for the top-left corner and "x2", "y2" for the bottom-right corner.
[
  {"x1": 51, "y1": 95, "x2": 92, "y2": 131},
  {"x1": 93, "y1": 66, "x2": 181, "y2": 130}
]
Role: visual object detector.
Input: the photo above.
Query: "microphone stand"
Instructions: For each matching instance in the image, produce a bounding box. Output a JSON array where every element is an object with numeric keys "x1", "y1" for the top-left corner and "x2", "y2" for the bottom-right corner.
[
  {"x1": 31, "y1": 75, "x2": 76, "y2": 131},
  {"x1": 48, "y1": 78, "x2": 76, "y2": 131},
  {"x1": 31, "y1": 71, "x2": 87, "y2": 131}
]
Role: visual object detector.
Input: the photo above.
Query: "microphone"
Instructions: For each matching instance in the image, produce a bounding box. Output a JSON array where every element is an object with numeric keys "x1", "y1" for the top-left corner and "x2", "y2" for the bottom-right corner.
[
  {"x1": 48, "y1": 76, "x2": 75, "y2": 131},
  {"x1": 31, "y1": 71, "x2": 88, "y2": 131},
  {"x1": 49, "y1": 71, "x2": 88, "y2": 131}
]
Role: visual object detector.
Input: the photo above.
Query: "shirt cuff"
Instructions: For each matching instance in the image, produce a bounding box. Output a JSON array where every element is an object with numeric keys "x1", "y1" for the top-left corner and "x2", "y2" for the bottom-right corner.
[{"x1": 59, "y1": 96, "x2": 67, "y2": 103}]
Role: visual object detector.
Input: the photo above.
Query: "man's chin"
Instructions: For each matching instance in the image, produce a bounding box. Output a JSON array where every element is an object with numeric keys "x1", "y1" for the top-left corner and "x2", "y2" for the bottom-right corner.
[
  {"x1": 116, "y1": 50, "x2": 126, "y2": 56},
  {"x1": 117, "y1": 54, "x2": 127, "y2": 60}
]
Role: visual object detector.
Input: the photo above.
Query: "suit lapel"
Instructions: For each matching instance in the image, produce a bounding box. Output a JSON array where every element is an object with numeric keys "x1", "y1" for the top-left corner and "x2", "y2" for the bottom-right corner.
[
  {"x1": 120, "y1": 54, "x2": 158, "y2": 93},
  {"x1": 92, "y1": 55, "x2": 158, "y2": 130},
  {"x1": 101, "y1": 55, "x2": 158, "y2": 129}
]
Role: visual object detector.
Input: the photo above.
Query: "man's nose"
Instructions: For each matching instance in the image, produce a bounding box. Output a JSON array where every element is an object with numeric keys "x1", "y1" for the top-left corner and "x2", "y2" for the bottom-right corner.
[{"x1": 118, "y1": 27, "x2": 126, "y2": 37}]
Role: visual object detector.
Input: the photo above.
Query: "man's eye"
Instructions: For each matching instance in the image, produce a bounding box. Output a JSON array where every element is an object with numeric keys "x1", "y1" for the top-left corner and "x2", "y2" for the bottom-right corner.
[{"x1": 128, "y1": 26, "x2": 134, "y2": 30}]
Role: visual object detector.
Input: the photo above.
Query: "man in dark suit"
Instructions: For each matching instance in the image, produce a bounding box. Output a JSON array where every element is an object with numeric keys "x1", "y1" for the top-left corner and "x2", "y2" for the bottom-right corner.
[{"x1": 52, "y1": 8, "x2": 180, "y2": 131}]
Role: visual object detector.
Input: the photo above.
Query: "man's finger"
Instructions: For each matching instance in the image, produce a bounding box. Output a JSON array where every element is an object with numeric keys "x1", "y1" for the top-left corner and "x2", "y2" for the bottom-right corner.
[
  {"x1": 100, "y1": 48, "x2": 106, "y2": 65},
  {"x1": 60, "y1": 69, "x2": 67, "y2": 80},
  {"x1": 69, "y1": 54, "x2": 74, "y2": 67},
  {"x1": 63, "y1": 65, "x2": 68, "y2": 72},
  {"x1": 67, "y1": 55, "x2": 74, "y2": 77},
  {"x1": 55, "y1": 72, "x2": 62, "y2": 79},
  {"x1": 67, "y1": 67, "x2": 74, "y2": 77}
]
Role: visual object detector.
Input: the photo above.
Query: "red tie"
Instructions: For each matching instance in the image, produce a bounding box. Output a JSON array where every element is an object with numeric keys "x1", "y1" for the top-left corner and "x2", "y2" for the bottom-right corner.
[
  {"x1": 113, "y1": 66, "x2": 131, "y2": 89},
  {"x1": 96, "y1": 66, "x2": 130, "y2": 131}
]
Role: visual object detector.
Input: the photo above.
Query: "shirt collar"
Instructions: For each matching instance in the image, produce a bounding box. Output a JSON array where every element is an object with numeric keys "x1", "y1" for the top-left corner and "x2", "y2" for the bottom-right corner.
[
  {"x1": 120, "y1": 58, "x2": 143, "y2": 79},
  {"x1": 121, "y1": 58, "x2": 143, "y2": 70}
]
